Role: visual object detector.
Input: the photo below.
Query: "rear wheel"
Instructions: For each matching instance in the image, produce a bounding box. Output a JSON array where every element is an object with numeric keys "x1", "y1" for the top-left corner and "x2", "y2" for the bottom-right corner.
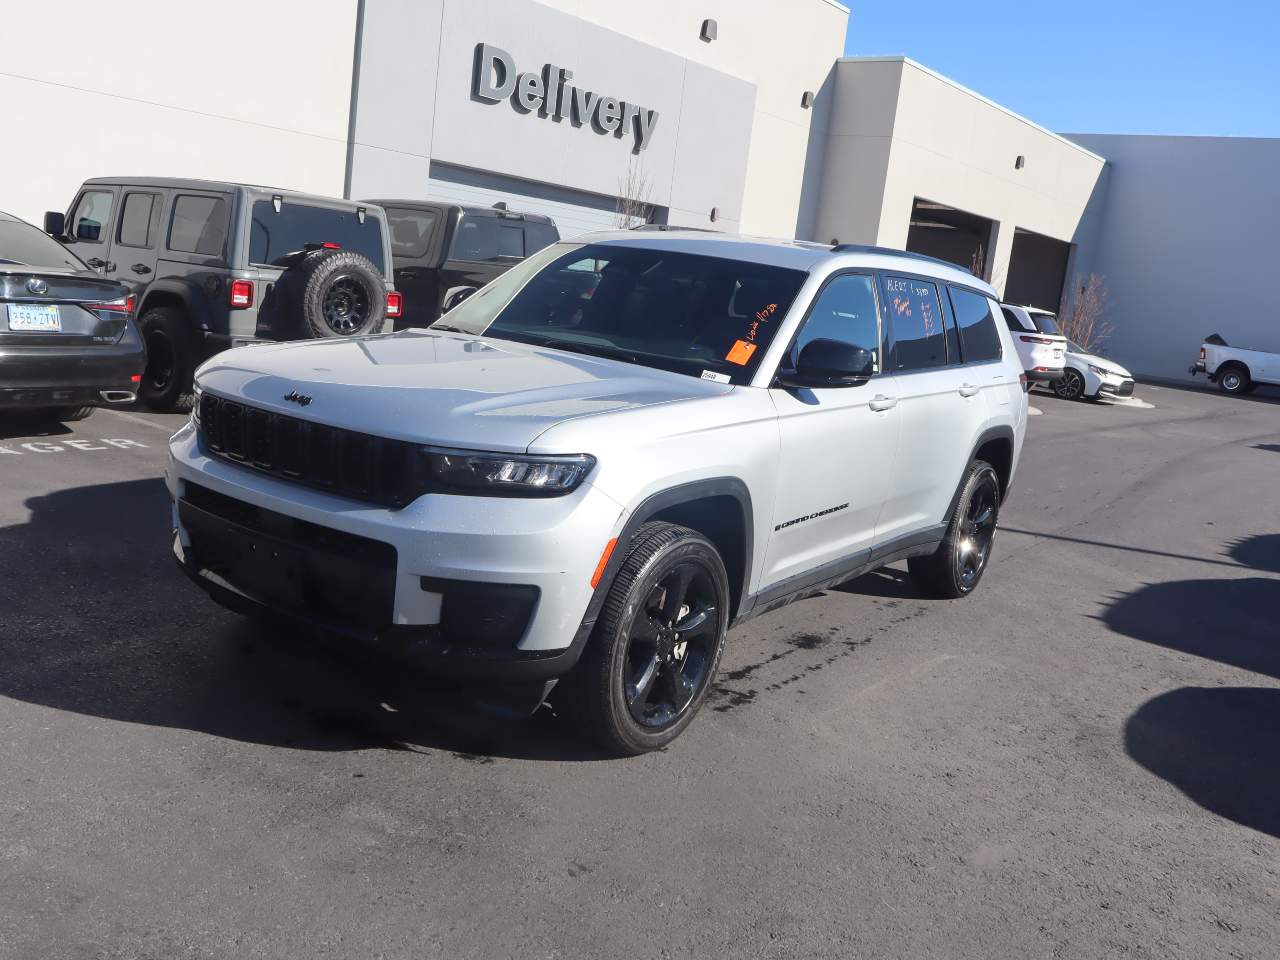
[
  {"x1": 138, "y1": 305, "x2": 195, "y2": 409},
  {"x1": 1052, "y1": 368, "x2": 1086, "y2": 400},
  {"x1": 908, "y1": 461, "x2": 1001, "y2": 599},
  {"x1": 563, "y1": 522, "x2": 729, "y2": 755},
  {"x1": 1217, "y1": 364, "x2": 1250, "y2": 395}
]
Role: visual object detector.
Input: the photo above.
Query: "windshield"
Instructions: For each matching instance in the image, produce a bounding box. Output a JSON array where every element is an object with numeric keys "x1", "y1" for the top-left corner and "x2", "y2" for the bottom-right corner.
[
  {"x1": 1067, "y1": 339, "x2": 1087, "y2": 354},
  {"x1": 432, "y1": 242, "x2": 809, "y2": 384},
  {"x1": 0, "y1": 219, "x2": 88, "y2": 270},
  {"x1": 1028, "y1": 311, "x2": 1061, "y2": 335}
]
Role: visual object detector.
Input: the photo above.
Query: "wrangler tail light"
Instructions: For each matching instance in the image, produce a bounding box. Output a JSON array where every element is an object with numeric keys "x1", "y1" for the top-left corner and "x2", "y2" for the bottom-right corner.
[
  {"x1": 229, "y1": 279, "x2": 254, "y2": 309},
  {"x1": 386, "y1": 291, "x2": 403, "y2": 320}
]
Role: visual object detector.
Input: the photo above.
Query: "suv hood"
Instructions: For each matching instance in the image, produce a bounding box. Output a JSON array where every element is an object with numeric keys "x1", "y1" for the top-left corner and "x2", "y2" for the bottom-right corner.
[{"x1": 195, "y1": 330, "x2": 732, "y2": 452}]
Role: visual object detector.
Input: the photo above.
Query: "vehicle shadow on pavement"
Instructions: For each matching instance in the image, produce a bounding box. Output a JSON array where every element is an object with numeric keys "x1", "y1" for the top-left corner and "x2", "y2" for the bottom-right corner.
[
  {"x1": 832, "y1": 566, "x2": 919, "y2": 599},
  {"x1": 1124, "y1": 687, "x2": 1280, "y2": 838},
  {"x1": 1111, "y1": 532, "x2": 1280, "y2": 837},
  {"x1": 1253, "y1": 443, "x2": 1280, "y2": 455},
  {"x1": 0, "y1": 415, "x2": 72, "y2": 441},
  {"x1": 0, "y1": 477, "x2": 608, "y2": 763}
]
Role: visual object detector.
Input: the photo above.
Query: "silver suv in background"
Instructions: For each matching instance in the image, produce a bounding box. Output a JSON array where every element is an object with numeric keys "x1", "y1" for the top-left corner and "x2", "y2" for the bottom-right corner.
[
  {"x1": 45, "y1": 178, "x2": 398, "y2": 407},
  {"x1": 168, "y1": 234, "x2": 1028, "y2": 754}
]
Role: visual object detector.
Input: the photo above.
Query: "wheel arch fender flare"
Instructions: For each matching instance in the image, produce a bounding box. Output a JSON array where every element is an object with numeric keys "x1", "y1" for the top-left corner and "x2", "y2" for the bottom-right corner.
[
  {"x1": 1215, "y1": 360, "x2": 1251, "y2": 380},
  {"x1": 138, "y1": 279, "x2": 207, "y2": 335},
  {"x1": 944, "y1": 425, "x2": 1016, "y2": 524},
  {"x1": 583, "y1": 478, "x2": 754, "y2": 628}
]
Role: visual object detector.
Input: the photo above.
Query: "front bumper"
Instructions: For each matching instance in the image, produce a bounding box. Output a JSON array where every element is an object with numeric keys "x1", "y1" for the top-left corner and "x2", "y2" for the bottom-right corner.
[
  {"x1": 166, "y1": 423, "x2": 626, "y2": 680},
  {"x1": 1098, "y1": 378, "x2": 1136, "y2": 398},
  {"x1": 0, "y1": 340, "x2": 145, "y2": 409}
]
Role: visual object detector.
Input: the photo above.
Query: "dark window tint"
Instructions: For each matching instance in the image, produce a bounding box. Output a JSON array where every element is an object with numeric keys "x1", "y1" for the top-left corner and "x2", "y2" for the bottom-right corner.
[
  {"x1": 438, "y1": 243, "x2": 808, "y2": 385},
  {"x1": 1000, "y1": 306, "x2": 1026, "y2": 331},
  {"x1": 525, "y1": 220, "x2": 558, "y2": 254},
  {"x1": 448, "y1": 216, "x2": 497, "y2": 262},
  {"x1": 0, "y1": 218, "x2": 87, "y2": 270},
  {"x1": 248, "y1": 201, "x2": 384, "y2": 272},
  {"x1": 386, "y1": 208, "x2": 438, "y2": 258},
  {"x1": 882, "y1": 275, "x2": 948, "y2": 371},
  {"x1": 949, "y1": 287, "x2": 1003, "y2": 362},
  {"x1": 498, "y1": 224, "x2": 524, "y2": 258},
  {"x1": 71, "y1": 190, "x2": 113, "y2": 243},
  {"x1": 1028, "y1": 311, "x2": 1061, "y2": 335},
  {"x1": 169, "y1": 195, "x2": 229, "y2": 257},
  {"x1": 117, "y1": 193, "x2": 158, "y2": 248},
  {"x1": 788, "y1": 273, "x2": 880, "y2": 370}
]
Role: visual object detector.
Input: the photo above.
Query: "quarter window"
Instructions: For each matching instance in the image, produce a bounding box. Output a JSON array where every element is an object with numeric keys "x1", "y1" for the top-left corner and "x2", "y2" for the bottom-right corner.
[
  {"x1": 71, "y1": 190, "x2": 113, "y2": 243},
  {"x1": 787, "y1": 274, "x2": 880, "y2": 371},
  {"x1": 386, "y1": 208, "x2": 438, "y2": 258},
  {"x1": 949, "y1": 287, "x2": 1004, "y2": 363},
  {"x1": 169, "y1": 195, "x2": 229, "y2": 257},
  {"x1": 881, "y1": 275, "x2": 948, "y2": 372},
  {"x1": 1001, "y1": 306, "x2": 1028, "y2": 332},
  {"x1": 448, "y1": 216, "x2": 498, "y2": 262},
  {"x1": 117, "y1": 193, "x2": 159, "y2": 248}
]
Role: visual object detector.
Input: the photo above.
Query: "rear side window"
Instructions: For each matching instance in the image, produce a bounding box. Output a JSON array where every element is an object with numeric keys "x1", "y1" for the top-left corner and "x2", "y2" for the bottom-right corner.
[
  {"x1": 949, "y1": 287, "x2": 1003, "y2": 363},
  {"x1": 248, "y1": 201, "x2": 385, "y2": 272},
  {"x1": 1029, "y1": 312, "x2": 1062, "y2": 335},
  {"x1": 1001, "y1": 307, "x2": 1028, "y2": 332},
  {"x1": 788, "y1": 274, "x2": 881, "y2": 371},
  {"x1": 498, "y1": 224, "x2": 524, "y2": 258},
  {"x1": 71, "y1": 190, "x2": 113, "y2": 243},
  {"x1": 386, "y1": 207, "x2": 438, "y2": 258},
  {"x1": 881, "y1": 275, "x2": 948, "y2": 372},
  {"x1": 525, "y1": 221, "x2": 558, "y2": 255},
  {"x1": 169, "y1": 195, "x2": 229, "y2": 257},
  {"x1": 448, "y1": 216, "x2": 498, "y2": 262},
  {"x1": 117, "y1": 192, "x2": 159, "y2": 248}
]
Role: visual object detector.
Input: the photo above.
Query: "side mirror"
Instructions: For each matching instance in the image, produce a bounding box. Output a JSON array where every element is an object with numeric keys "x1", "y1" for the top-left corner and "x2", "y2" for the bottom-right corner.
[
  {"x1": 442, "y1": 285, "x2": 478, "y2": 313},
  {"x1": 778, "y1": 338, "x2": 875, "y2": 389},
  {"x1": 43, "y1": 211, "x2": 65, "y2": 238}
]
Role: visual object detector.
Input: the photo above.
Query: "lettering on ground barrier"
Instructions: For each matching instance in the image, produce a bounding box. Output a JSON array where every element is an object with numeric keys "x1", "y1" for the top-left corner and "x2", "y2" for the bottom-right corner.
[{"x1": 0, "y1": 439, "x2": 148, "y2": 455}]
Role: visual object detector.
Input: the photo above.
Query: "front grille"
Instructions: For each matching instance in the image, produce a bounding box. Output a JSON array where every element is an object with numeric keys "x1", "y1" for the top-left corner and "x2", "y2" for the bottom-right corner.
[
  {"x1": 198, "y1": 392, "x2": 419, "y2": 508},
  {"x1": 1116, "y1": 380, "x2": 1135, "y2": 397}
]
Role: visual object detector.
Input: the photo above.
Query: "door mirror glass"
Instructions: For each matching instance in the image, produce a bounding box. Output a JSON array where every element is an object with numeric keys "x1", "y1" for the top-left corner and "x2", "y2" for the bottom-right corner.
[
  {"x1": 781, "y1": 338, "x2": 874, "y2": 388},
  {"x1": 43, "y1": 211, "x2": 66, "y2": 238},
  {"x1": 442, "y1": 285, "x2": 479, "y2": 313}
]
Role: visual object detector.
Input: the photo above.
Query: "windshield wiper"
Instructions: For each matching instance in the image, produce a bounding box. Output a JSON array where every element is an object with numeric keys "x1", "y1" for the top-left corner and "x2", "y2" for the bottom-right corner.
[
  {"x1": 429, "y1": 323, "x2": 467, "y2": 333},
  {"x1": 528, "y1": 335, "x2": 638, "y2": 364}
]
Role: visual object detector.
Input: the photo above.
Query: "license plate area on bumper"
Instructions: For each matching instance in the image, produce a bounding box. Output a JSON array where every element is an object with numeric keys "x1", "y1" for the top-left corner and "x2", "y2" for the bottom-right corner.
[
  {"x1": 7, "y1": 303, "x2": 61, "y2": 332},
  {"x1": 179, "y1": 482, "x2": 398, "y2": 631}
]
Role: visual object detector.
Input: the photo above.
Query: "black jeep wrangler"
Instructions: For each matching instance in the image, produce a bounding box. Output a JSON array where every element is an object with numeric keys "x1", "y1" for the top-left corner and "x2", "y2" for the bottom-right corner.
[
  {"x1": 368, "y1": 200, "x2": 558, "y2": 328},
  {"x1": 45, "y1": 178, "x2": 397, "y2": 407}
]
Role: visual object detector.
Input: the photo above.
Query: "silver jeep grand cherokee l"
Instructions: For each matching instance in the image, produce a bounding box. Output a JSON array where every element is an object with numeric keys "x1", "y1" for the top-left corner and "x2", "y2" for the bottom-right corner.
[{"x1": 167, "y1": 233, "x2": 1027, "y2": 754}]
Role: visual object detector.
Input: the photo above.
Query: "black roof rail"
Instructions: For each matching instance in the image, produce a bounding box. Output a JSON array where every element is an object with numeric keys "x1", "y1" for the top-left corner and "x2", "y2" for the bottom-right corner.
[
  {"x1": 829, "y1": 243, "x2": 962, "y2": 270},
  {"x1": 630, "y1": 224, "x2": 720, "y2": 233}
]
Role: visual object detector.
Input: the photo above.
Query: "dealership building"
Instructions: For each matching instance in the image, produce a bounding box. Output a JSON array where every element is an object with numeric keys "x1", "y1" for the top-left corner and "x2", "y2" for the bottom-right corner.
[{"x1": 7, "y1": 0, "x2": 1277, "y2": 381}]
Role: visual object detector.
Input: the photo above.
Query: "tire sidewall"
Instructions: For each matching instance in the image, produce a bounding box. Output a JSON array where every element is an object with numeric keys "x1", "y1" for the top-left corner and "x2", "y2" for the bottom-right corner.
[
  {"x1": 946, "y1": 462, "x2": 1001, "y2": 597},
  {"x1": 285, "y1": 250, "x2": 385, "y2": 339},
  {"x1": 1218, "y1": 366, "x2": 1247, "y2": 394},
  {"x1": 137, "y1": 306, "x2": 193, "y2": 409},
  {"x1": 597, "y1": 534, "x2": 730, "y2": 753}
]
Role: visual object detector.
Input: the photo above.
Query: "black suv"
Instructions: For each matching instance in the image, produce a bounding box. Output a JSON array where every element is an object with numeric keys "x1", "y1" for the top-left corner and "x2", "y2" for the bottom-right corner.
[
  {"x1": 45, "y1": 178, "x2": 397, "y2": 407},
  {"x1": 368, "y1": 200, "x2": 558, "y2": 328}
]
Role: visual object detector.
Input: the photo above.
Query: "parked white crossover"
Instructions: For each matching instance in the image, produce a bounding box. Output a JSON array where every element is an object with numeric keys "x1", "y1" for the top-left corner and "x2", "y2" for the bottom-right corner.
[
  {"x1": 1001, "y1": 304, "x2": 1067, "y2": 385},
  {"x1": 166, "y1": 234, "x2": 1028, "y2": 754}
]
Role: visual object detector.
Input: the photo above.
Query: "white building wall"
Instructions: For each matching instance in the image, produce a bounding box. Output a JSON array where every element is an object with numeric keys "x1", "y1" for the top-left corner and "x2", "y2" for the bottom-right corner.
[
  {"x1": 1065, "y1": 134, "x2": 1280, "y2": 382},
  {"x1": 810, "y1": 58, "x2": 1107, "y2": 296},
  {"x1": 1, "y1": 0, "x2": 357, "y2": 226},
  {"x1": 536, "y1": 0, "x2": 850, "y2": 238}
]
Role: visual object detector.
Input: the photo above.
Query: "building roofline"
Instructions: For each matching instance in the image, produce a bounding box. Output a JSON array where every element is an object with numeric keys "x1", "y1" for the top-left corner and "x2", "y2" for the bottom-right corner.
[
  {"x1": 836, "y1": 56, "x2": 1107, "y2": 164},
  {"x1": 818, "y1": 0, "x2": 850, "y2": 13}
]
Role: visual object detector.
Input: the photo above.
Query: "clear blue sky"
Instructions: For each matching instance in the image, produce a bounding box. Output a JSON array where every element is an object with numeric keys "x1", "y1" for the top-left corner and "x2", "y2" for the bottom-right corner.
[{"x1": 842, "y1": 0, "x2": 1280, "y2": 137}]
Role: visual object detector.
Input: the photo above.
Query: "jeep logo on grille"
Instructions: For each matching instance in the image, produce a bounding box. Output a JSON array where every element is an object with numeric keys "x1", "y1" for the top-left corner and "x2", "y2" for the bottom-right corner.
[{"x1": 283, "y1": 390, "x2": 313, "y2": 407}]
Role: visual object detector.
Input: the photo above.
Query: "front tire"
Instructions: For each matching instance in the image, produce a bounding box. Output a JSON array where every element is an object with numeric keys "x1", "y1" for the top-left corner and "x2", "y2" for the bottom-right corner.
[
  {"x1": 1052, "y1": 368, "x2": 1086, "y2": 400},
  {"x1": 564, "y1": 522, "x2": 729, "y2": 755},
  {"x1": 908, "y1": 461, "x2": 1001, "y2": 599}
]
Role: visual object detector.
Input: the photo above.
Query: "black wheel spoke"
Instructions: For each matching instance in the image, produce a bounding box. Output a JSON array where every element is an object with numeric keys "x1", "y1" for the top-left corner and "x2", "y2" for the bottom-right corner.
[
  {"x1": 674, "y1": 604, "x2": 715, "y2": 638},
  {"x1": 631, "y1": 614, "x2": 662, "y2": 645},
  {"x1": 660, "y1": 566, "x2": 693, "y2": 622},
  {"x1": 626, "y1": 652, "x2": 661, "y2": 712},
  {"x1": 660, "y1": 663, "x2": 696, "y2": 715}
]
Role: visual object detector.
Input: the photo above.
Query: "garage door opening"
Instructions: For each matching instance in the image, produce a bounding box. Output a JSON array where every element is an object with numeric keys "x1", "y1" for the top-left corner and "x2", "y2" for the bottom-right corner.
[
  {"x1": 1004, "y1": 228, "x2": 1071, "y2": 313},
  {"x1": 906, "y1": 198, "x2": 994, "y2": 278}
]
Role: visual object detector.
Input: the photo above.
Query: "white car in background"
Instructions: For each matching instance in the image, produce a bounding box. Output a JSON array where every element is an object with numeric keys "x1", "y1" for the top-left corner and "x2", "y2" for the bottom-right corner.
[
  {"x1": 1000, "y1": 304, "x2": 1066, "y2": 385},
  {"x1": 1054, "y1": 340, "x2": 1136, "y2": 401}
]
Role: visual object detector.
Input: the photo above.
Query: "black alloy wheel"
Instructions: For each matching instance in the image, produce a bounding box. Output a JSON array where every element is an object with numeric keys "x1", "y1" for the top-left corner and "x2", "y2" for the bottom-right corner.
[
  {"x1": 1053, "y1": 368, "x2": 1086, "y2": 400},
  {"x1": 321, "y1": 275, "x2": 371, "y2": 335},
  {"x1": 623, "y1": 563, "x2": 720, "y2": 729},
  {"x1": 955, "y1": 471, "x2": 999, "y2": 591},
  {"x1": 145, "y1": 325, "x2": 175, "y2": 393},
  {"x1": 908, "y1": 460, "x2": 1002, "y2": 599}
]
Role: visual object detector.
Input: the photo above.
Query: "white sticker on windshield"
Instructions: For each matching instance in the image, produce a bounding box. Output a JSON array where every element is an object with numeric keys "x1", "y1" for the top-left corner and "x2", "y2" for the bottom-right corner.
[{"x1": 700, "y1": 370, "x2": 731, "y2": 384}]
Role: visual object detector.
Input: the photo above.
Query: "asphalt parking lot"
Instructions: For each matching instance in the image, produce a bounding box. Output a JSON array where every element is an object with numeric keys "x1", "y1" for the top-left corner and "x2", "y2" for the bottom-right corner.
[{"x1": 2, "y1": 383, "x2": 1278, "y2": 960}]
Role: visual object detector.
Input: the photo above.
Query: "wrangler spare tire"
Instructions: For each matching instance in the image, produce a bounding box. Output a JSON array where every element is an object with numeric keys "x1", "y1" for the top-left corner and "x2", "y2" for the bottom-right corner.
[{"x1": 277, "y1": 248, "x2": 385, "y2": 339}]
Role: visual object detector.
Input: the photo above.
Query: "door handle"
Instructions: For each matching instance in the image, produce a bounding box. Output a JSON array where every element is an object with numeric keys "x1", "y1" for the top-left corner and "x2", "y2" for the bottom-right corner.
[
  {"x1": 959, "y1": 383, "x2": 980, "y2": 398},
  {"x1": 131, "y1": 263, "x2": 152, "y2": 275},
  {"x1": 868, "y1": 394, "x2": 898, "y2": 412},
  {"x1": 86, "y1": 257, "x2": 106, "y2": 270}
]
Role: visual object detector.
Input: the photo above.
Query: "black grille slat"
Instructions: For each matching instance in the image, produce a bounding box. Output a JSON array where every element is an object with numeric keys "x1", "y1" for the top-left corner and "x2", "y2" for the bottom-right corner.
[{"x1": 197, "y1": 394, "x2": 419, "y2": 509}]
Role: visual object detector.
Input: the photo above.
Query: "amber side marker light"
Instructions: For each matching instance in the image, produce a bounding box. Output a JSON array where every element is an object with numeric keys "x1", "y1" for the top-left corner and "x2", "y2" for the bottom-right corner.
[{"x1": 591, "y1": 538, "x2": 619, "y2": 588}]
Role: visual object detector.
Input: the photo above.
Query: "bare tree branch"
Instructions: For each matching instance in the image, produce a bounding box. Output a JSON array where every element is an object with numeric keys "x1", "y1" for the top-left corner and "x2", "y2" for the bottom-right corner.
[
  {"x1": 1059, "y1": 273, "x2": 1113, "y2": 352},
  {"x1": 614, "y1": 159, "x2": 654, "y2": 229}
]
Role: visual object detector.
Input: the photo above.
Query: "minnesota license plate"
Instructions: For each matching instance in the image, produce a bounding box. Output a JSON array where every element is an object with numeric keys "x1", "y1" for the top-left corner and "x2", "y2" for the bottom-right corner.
[{"x1": 8, "y1": 303, "x2": 61, "y2": 332}]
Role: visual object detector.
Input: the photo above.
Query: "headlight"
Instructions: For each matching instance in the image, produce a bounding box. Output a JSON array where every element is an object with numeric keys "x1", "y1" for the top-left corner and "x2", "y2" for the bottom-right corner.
[
  {"x1": 421, "y1": 447, "x2": 595, "y2": 496},
  {"x1": 190, "y1": 384, "x2": 203, "y2": 426},
  {"x1": 1088, "y1": 364, "x2": 1111, "y2": 377}
]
